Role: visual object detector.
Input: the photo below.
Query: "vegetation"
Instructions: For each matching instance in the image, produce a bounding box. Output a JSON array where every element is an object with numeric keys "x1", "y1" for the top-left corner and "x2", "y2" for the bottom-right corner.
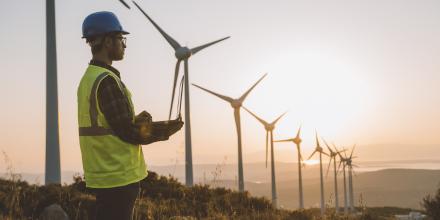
[
  {"x1": 422, "y1": 186, "x2": 440, "y2": 219},
  {"x1": 0, "y1": 170, "x2": 427, "y2": 219}
]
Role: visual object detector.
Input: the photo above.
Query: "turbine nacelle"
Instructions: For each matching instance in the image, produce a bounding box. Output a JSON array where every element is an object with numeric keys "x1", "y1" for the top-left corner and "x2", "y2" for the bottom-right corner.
[
  {"x1": 316, "y1": 146, "x2": 324, "y2": 152},
  {"x1": 265, "y1": 124, "x2": 275, "y2": 131},
  {"x1": 293, "y1": 136, "x2": 302, "y2": 145},
  {"x1": 230, "y1": 99, "x2": 242, "y2": 109},
  {"x1": 175, "y1": 47, "x2": 192, "y2": 59}
]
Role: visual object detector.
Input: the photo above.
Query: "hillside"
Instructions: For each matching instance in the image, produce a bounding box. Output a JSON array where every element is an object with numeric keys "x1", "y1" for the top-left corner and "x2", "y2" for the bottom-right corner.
[
  {"x1": 148, "y1": 163, "x2": 440, "y2": 210},
  {"x1": 0, "y1": 171, "x2": 423, "y2": 220}
]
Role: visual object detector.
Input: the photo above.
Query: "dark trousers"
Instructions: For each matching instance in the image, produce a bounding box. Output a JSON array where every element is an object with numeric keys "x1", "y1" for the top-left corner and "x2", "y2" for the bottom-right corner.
[{"x1": 92, "y1": 181, "x2": 140, "y2": 220}]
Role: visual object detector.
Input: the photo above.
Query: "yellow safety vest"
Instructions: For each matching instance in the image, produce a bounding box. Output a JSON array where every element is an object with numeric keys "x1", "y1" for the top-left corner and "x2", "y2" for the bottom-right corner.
[{"x1": 77, "y1": 64, "x2": 147, "y2": 188}]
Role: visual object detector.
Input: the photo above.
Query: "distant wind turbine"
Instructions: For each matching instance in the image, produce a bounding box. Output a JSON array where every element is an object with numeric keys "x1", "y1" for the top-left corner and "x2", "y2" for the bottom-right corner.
[
  {"x1": 244, "y1": 107, "x2": 286, "y2": 208},
  {"x1": 191, "y1": 73, "x2": 267, "y2": 192},
  {"x1": 337, "y1": 147, "x2": 349, "y2": 214},
  {"x1": 307, "y1": 133, "x2": 329, "y2": 216},
  {"x1": 274, "y1": 126, "x2": 305, "y2": 209},
  {"x1": 133, "y1": 1, "x2": 230, "y2": 186},
  {"x1": 322, "y1": 139, "x2": 345, "y2": 214},
  {"x1": 346, "y1": 145, "x2": 357, "y2": 213}
]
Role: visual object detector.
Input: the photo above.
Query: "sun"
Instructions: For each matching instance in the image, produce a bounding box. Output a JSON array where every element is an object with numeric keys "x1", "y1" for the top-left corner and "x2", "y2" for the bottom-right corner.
[{"x1": 303, "y1": 159, "x2": 320, "y2": 166}]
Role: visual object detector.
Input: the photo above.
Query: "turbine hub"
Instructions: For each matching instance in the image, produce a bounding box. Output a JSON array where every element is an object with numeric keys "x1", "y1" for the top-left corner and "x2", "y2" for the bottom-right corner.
[
  {"x1": 293, "y1": 137, "x2": 301, "y2": 145},
  {"x1": 175, "y1": 47, "x2": 192, "y2": 59},
  {"x1": 266, "y1": 124, "x2": 275, "y2": 131},
  {"x1": 231, "y1": 100, "x2": 242, "y2": 108}
]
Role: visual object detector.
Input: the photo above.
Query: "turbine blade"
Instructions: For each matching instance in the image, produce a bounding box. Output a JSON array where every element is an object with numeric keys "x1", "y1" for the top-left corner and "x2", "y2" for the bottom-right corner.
[
  {"x1": 242, "y1": 106, "x2": 269, "y2": 127},
  {"x1": 272, "y1": 111, "x2": 287, "y2": 125},
  {"x1": 337, "y1": 160, "x2": 343, "y2": 173},
  {"x1": 307, "y1": 151, "x2": 317, "y2": 161},
  {"x1": 315, "y1": 131, "x2": 321, "y2": 148},
  {"x1": 296, "y1": 126, "x2": 302, "y2": 139},
  {"x1": 190, "y1": 36, "x2": 230, "y2": 55},
  {"x1": 238, "y1": 73, "x2": 267, "y2": 102},
  {"x1": 192, "y1": 84, "x2": 233, "y2": 103},
  {"x1": 350, "y1": 145, "x2": 356, "y2": 159},
  {"x1": 169, "y1": 60, "x2": 181, "y2": 119},
  {"x1": 332, "y1": 143, "x2": 341, "y2": 154},
  {"x1": 325, "y1": 157, "x2": 333, "y2": 178},
  {"x1": 322, "y1": 151, "x2": 330, "y2": 157},
  {"x1": 274, "y1": 138, "x2": 294, "y2": 143},
  {"x1": 119, "y1": 0, "x2": 131, "y2": 9},
  {"x1": 266, "y1": 131, "x2": 269, "y2": 168},
  {"x1": 322, "y1": 138, "x2": 334, "y2": 154},
  {"x1": 132, "y1": 1, "x2": 181, "y2": 50}
]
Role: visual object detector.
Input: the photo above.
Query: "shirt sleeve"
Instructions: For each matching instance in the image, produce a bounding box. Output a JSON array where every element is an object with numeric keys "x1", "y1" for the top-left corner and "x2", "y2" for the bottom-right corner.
[{"x1": 97, "y1": 76, "x2": 165, "y2": 145}]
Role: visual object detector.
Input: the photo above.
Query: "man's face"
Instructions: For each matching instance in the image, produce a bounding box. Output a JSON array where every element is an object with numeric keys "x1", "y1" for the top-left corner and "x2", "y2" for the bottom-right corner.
[{"x1": 108, "y1": 33, "x2": 126, "y2": 61}]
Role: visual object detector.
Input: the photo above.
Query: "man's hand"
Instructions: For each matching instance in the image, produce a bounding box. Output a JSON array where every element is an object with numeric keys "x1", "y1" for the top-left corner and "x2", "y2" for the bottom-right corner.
[
  {"x1": 135, "y1": 111, "x2": 153, "y2": 139},
  {"x1": 135, "y1": 111, "x2": 152, "y2": 123}
]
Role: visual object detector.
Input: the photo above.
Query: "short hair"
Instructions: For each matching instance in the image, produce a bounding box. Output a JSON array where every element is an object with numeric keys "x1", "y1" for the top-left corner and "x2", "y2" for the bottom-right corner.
[{"x1": 86, "y1": 33, "x2": 119, "y2": 55}]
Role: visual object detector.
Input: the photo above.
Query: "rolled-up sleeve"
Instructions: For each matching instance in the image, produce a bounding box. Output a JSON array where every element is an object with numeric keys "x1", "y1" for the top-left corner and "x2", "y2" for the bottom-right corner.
[{"x1": 97, "y1": 76, "x2": 165, "y2": 145}]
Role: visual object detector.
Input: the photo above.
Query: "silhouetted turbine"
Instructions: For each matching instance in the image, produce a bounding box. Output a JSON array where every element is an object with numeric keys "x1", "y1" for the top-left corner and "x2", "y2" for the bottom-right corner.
[
  {"x1": 307, "y1": 133, "x2": 329, "y2": 216},
  {"x1": 133, "y1": 1, "x2": 229, "y2": 186},
  {"x1": 244, "y1": 107, "x2": 286, "y2": 208},
  {"x1": 338, "y1": 149, "x2": 348, "y2": 214},
  {"x1": 192, "y1": 73, "x2": 267, "y2": 192},
  {"x1": 275, "y1": 126, "x2": 304, "y2": 209},
  {"x1": 346, "y1": 145, "x2": 357, "y2": 213},
  {"x1": 322, "y1": 139, "x2": 345, "y2": 214},
  {"x1": 45, "y1": 0, "x2": 60, "y2": 185}
]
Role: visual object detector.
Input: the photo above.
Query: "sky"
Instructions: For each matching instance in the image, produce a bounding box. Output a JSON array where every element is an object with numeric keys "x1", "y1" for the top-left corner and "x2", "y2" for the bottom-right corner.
[{"x1": 0, "y1": 0, "x2": 439, "y2": 174}]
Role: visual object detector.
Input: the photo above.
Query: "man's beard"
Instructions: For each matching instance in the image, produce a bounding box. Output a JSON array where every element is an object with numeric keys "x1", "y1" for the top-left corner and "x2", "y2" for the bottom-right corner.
[{"x1": 109, "y1": 46, "x2": 124, "y2": 61}]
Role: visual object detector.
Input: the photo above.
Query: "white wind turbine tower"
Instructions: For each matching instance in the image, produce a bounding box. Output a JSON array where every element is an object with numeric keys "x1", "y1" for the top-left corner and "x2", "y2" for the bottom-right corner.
[
  {"x1": 274, "y1": 126, "x2": 305, "y2": 209},
  {"x1": 306, "y1": 133, "x2": 329, "y2": 216},
  {"x1": 346, "y1": 145, "x2": 357, "y2": 213},
  {"x1": 322, "y1": 139, "x2": 345, "y2": 214},
  {"x1": 191, "y1": 73, "x2": 267, "y2": 192},
  {"x1": 45, "y1": 0, "x2": 60, "y2": 185},
  {"x1": 337, "y1": 148, "x2": 349, "y2": 214},
  {"x1": 133, "y1": 1, "x2": 230, "y2": 186},
  {"x1": 244, "y1": 107, "x2": 286, "y2": 208}
]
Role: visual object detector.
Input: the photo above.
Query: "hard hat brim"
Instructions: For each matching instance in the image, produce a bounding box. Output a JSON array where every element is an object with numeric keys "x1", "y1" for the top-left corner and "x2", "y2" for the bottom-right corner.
[{"x1": 82, "y1": 30, "x2": 130, "y2": 39}]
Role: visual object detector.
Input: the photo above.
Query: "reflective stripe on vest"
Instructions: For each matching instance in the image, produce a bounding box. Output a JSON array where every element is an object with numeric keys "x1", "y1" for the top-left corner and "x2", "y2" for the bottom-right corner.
[{"x1": 79, "y1": 72, "x2": 113, "y2": 136}]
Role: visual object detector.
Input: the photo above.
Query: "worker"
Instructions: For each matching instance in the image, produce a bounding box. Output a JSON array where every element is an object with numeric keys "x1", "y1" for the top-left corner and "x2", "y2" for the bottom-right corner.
[{"x1": 77, "y1": 11, "x2": 183, "y2": 220}]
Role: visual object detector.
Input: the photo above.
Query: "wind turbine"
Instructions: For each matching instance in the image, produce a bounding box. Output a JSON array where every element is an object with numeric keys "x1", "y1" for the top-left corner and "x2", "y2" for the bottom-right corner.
[
  {"x1": 322, "y1": 139, "x2": 345, "y2": 214},
  {"x1": 244, "y1": 107, "x2": 286, "y2": 208},
  {"x1": 191, "y1": 74, "x2": 267, "y2": 192},
  {"x1": 132, "y1": 1, "x2": 230, "y2": 187},
  {"x1": 337, "y1": 147, "x2": 349, "y2": 214},
  {"x1": 307, "y1": 133, "x2": 329, "y2": 216},
  {"x1": 346, "y1": 145, "x2": 357, "y2": 213},
  {"x1": 45, "y1": 0, "x2": 60, "y2": 185},
  {"x1": 274, "y1": 126, "x2": 304, "y2": 209}
]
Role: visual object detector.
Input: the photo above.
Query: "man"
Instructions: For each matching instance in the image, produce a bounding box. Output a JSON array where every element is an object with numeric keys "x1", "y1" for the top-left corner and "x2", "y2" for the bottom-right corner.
[{"x1": 77, "y1": 11, "x2": 183, "y2": 220}]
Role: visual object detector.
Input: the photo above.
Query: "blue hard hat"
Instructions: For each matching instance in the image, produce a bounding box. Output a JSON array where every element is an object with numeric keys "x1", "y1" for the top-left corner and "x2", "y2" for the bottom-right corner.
[{"x1": 82, "y1": 11, "x2": 129, "y2": 38}]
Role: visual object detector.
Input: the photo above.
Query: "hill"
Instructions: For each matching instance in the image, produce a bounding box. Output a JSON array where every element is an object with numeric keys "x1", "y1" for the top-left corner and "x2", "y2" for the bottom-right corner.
[{"x1": 0, "y1": 171, "x2": 423, "y2": 219}]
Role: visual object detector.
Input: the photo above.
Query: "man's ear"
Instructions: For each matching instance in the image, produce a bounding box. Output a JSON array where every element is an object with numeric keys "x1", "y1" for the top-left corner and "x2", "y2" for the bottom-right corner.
[{"x1": 102, "y1": 36, "x2": 113, "y2": 49}]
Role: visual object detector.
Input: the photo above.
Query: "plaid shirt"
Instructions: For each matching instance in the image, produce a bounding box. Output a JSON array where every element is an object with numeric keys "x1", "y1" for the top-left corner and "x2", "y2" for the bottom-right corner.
[{"x1": 91, "y1": 60, "x2": 163, "y2": 145}]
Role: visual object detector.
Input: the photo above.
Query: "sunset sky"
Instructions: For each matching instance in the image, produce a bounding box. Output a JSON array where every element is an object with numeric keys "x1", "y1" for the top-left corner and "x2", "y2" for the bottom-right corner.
[{"x1": 0, "y1": 0, "x2": 439, "y2": 174}]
